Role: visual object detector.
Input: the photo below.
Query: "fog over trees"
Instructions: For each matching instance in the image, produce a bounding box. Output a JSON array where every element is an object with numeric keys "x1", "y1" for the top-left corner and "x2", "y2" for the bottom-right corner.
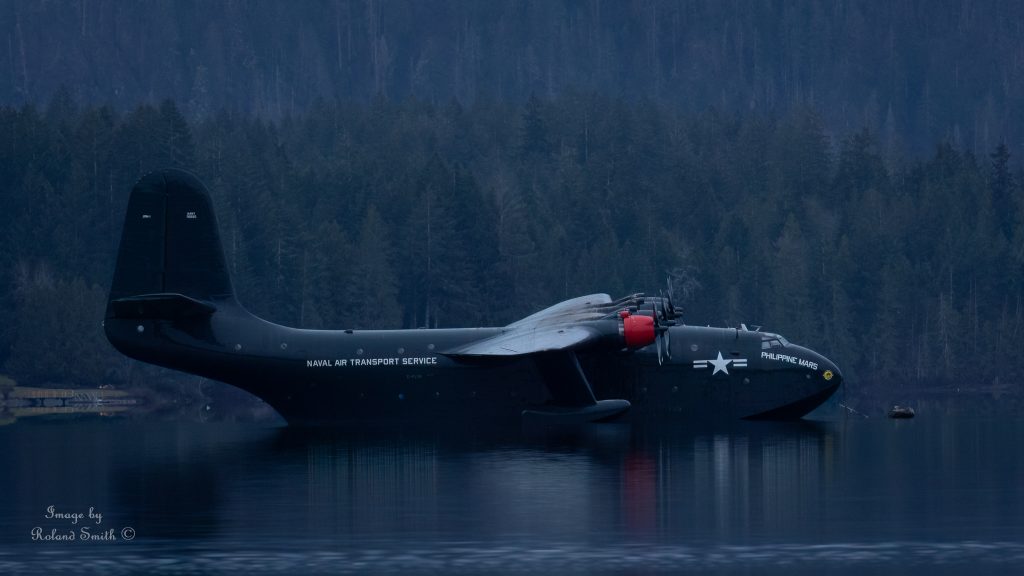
[
  {"x1": 3, "y1": 1, "x2": 1024, "y2": 158},
  {"x1": 0, "y1": 1, "x2": 1022, "y2": 406}
]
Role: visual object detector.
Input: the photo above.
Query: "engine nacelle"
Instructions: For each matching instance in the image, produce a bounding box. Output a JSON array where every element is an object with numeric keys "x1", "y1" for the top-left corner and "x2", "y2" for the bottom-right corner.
[{"x1": 621, "y1": 311, "x2": 656, "y2": 349}]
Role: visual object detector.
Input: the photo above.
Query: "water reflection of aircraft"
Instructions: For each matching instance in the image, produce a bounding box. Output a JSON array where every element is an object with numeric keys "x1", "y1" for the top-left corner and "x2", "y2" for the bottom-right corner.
[
  {"x1": 104, "y1": 169, "x2": 842, "y2": 425},
  {"x1": 104, "y1": 421, "x2": 835, "y2": 544},
  {"x1": 0, "y1": 416, "x2": 834, "y2": 562}
]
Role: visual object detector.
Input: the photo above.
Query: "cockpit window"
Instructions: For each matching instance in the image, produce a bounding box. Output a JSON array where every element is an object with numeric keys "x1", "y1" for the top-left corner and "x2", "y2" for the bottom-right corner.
[{"x1": 760, "y1": 333, "x2": 789, "y2": 349}]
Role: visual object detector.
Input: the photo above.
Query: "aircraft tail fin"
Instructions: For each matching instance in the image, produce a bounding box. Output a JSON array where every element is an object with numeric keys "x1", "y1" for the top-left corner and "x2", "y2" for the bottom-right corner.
[{"x1": 106, "y1": 169, "x2": 236, "y2": 319}]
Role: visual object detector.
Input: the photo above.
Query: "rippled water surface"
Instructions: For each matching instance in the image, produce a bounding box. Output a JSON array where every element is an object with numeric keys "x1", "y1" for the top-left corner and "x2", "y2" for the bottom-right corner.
[{"x1": 1, "y1": 414, "x2": 1021, "y2": 574}]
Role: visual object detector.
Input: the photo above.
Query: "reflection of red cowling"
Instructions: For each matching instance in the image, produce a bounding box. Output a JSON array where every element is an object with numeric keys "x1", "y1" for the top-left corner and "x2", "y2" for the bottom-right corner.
[
  {"x1": 622, "y1": 453, "x2": 657, "y2": 533},
  {"x1": 622, "y1": 314, "x2": 656, "y2": 348}
]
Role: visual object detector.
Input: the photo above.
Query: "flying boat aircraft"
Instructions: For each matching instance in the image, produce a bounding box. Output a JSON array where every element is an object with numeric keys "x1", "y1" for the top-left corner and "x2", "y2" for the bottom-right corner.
[{"x1": 104, "y1": 169, "x2": 842, "y2": 425}]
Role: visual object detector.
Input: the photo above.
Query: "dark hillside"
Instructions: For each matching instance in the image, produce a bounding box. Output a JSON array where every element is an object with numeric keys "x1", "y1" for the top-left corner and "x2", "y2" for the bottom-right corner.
[
  {"x1": 2, "y1": 1, "x2": 1024, "y2": 157},
  {"x1": 0, "y1": 96, "x2": 1021, "y2": 406}
]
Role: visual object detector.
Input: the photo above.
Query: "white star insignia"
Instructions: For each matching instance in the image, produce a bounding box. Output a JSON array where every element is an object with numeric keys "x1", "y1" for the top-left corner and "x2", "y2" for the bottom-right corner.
[
  {"x1": 709, "y1": 351, "x2": 731, "y2": 375},
  {"x1": 693, "y1": 351, "x2": 748, "y2": 375}
]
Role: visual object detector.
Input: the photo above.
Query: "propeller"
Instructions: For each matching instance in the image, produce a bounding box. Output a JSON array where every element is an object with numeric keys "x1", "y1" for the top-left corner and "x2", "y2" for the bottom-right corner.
[
  {"x1": 659, "y1": 291, "x2": 675, "y2": 361},
  {"x1": 655, "y1": 327, "x2": 663, "y2": 365},
  {"x1": 642, "y1": 304, "x2": 674, "y2": 366},
  {"x1": 655, "y1": 289, "x2": 678, "y2": 321},
  {"x1": 655, "y1": 311, "x2": 675, "y2": 365}
]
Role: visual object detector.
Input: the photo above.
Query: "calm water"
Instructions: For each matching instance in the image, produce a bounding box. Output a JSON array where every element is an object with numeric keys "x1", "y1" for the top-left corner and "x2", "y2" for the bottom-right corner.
[{"x1": 0, "y1": 413, "x2": 1022, "y2": 574}]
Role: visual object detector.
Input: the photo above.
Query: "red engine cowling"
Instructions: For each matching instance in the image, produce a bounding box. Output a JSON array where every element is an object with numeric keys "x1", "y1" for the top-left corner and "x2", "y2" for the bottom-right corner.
[{"x1": 622, "y1": 312, "x2": 656, "y2": 349}]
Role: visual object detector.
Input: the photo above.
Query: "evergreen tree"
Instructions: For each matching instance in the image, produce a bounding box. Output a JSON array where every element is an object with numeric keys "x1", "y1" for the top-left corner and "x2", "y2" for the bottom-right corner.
[
  {"x1": 5, "y1": 266, "x2": 115, "y2": 386},
  {"x1": 519, "y1": 92, "x2": 551, "y2": 161},
  {"x1": 159, "y1": 100, "x2": 196, "y2": 169},
  {"x1": 346, "y1": 205, "x2": 402, "y2": 328},
  {"x1": 990, "y1": 143, "x2": 1015, "y2": 240},
  {"x1": 301, "y1": 219, "x2": 353, "y2": 329},
  {"x1": 768, "y1": 214, "x2": 815, "y2": 342},
  {"x1": 401, "y1": 155, "x2": 474, "y2": 328}
]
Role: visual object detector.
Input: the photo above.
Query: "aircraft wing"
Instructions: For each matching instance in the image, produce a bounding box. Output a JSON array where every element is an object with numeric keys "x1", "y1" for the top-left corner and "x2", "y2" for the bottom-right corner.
[
  {"x1": 442, "y1": 294, "x2": 636, "y2": 415},
  {"x1": 443, "y1": 291, "x2": 670, "y2": 360},
  {"x1": 504, "y1": 293, "x2": 612, "y2": 328},
  {"x1": 444, "y1": 294, "x2": 624, "y2": 358},
  {"x1": 444, "y1": 323, "x2": 605, "y2": 408},
  {"x1": 443, "y1": 323, "x2": 604, "y2": 357}
]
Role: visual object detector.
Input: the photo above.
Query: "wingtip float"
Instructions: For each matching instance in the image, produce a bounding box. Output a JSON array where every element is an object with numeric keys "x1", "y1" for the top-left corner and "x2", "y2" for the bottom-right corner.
[{"x1": 105, "y1": 169, "x2": 842, "y2": 426}]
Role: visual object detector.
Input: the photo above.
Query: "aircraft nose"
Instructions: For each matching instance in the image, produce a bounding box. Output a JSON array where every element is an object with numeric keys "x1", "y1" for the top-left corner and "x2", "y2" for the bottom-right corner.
[
  {"x1": 795, "y1": 345, "x2": 842, "y2": 389},
  {"x1": 821, "y1": 356, "x2": 842, "y2": 388}
]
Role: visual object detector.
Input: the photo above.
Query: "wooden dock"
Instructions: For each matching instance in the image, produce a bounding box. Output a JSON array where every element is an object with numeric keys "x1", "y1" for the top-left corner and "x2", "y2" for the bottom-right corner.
[{"x1": 3, "y1": 386, "x2": 136, "y2": 407}]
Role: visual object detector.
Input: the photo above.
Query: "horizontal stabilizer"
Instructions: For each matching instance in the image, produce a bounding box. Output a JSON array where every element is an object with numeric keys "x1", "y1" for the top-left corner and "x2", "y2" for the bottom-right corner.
[{"x1": 108, "y1": 293, "x2": 216, "y2": 319}]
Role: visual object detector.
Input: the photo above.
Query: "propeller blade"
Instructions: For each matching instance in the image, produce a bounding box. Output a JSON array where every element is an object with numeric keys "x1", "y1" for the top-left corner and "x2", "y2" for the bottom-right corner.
[{"x1": 652, "y1": 306, "x2": 667, "y2": 366}]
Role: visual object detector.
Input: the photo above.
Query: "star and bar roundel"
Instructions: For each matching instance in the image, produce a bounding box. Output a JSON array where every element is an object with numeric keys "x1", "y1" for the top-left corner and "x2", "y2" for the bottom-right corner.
[{"x1": 693, "y1": 351, "x2": 747, "y2": 375}]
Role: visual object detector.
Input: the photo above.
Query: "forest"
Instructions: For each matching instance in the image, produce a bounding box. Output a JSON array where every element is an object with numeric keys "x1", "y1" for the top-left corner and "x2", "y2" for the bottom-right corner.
[
  {"x1": 0, "y1": 91, "x2": 1021, "y2": 408},
  {"x1": 3, "y1": 1, "x2": 1024, "y2": 160}
]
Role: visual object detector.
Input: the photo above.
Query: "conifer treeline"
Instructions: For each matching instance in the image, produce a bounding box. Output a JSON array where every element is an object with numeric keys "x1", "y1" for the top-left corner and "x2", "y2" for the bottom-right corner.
[
  {"x1": 5, "y1": 1, "x2": 1024, "y2": 159},
  {"x1": 2, "y1": 93, "x2": 1022, "y2": 401}
]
